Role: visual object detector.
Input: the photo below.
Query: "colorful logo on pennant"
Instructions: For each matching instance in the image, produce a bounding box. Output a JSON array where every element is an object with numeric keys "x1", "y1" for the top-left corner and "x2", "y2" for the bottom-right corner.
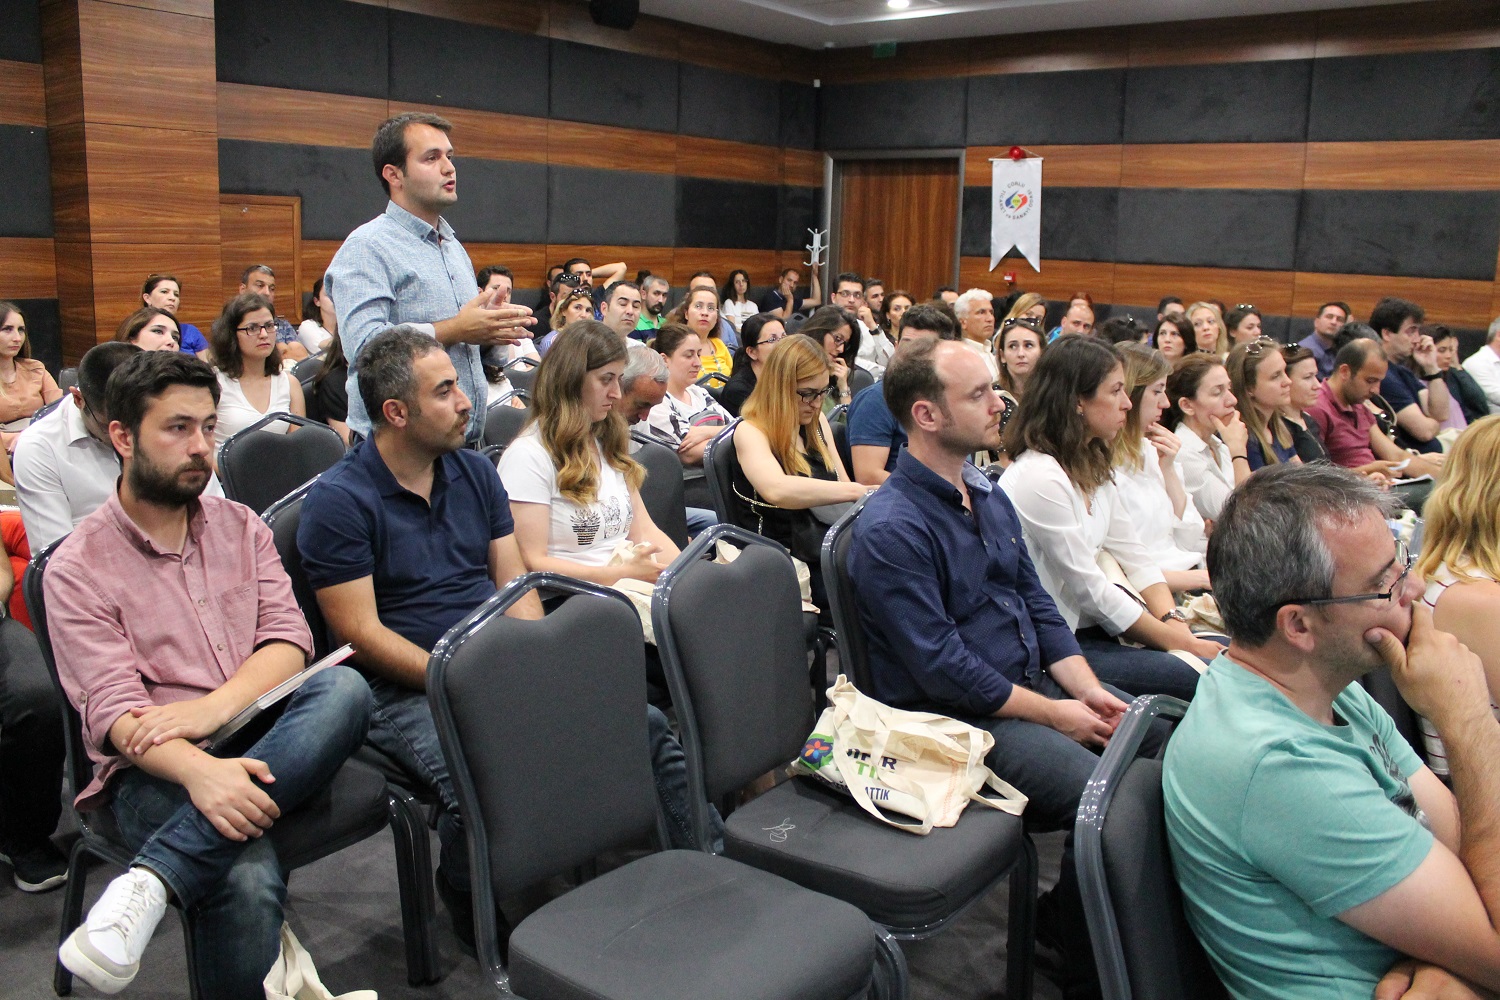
[
  {"x1": 997, "y1": 180, "x2": 1036, "y2": 221},
  {"x1": 799, "y1": 736, "x2": 834, "y2": 770},
  {"x1": 1002, "y1": 190, "x2": 1029, "y2": 212}
]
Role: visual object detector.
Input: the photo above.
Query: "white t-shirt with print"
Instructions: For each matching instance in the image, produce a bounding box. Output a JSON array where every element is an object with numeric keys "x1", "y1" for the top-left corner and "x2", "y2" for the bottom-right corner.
[{"x1": 498, "y1": 426, "x2": 633, "y2": 567}]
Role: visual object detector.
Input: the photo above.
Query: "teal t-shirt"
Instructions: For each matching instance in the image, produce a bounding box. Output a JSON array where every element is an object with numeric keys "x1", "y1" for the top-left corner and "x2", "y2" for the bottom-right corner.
[{"x1": 1163, "y1": 653, "x2": 1433, "y2": 1000}]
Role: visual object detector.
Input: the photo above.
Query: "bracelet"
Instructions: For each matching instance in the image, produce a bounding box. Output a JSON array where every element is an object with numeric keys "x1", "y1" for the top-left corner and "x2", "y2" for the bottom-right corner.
[
  {"x1": 1421, "y1": 371, "x2": 1444, "y2": 381},
  {"x1": 1231, "y1": 454, "x2": 1249, "y2": 462}
]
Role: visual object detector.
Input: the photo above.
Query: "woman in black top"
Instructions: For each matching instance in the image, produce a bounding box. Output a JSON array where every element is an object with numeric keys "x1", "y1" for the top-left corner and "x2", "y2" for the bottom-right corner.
[
  {"x1": 307, "y1": 332, "x2": 350, "y2": 444},
  {"x1": 719, "y1": 312, "x2": 786, "y2": 416},
  {"x1": 1279, "y1": 344, "x2": 1328, "y2": 462}
]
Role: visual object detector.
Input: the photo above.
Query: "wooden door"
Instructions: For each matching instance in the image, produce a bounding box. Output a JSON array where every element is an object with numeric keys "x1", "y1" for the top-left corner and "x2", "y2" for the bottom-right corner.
[
  {"x1": 836, "y1": 158, "x2": 959, "y2": 301},
  {"x1": 220, "y1": 195, "x2": 303, "y2": 323}
]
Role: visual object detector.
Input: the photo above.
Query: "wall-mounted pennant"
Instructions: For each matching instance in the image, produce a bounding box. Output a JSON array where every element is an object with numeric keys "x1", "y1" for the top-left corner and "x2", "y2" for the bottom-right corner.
[{"x1": 990, "y1": 150, "x2": 1042, "y2": 273}]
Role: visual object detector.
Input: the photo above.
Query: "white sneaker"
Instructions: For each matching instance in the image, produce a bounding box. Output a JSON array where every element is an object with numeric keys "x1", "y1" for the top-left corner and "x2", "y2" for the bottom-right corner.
[{"x1": 59, "y1": 867, "x2": 169, "y2": 994}]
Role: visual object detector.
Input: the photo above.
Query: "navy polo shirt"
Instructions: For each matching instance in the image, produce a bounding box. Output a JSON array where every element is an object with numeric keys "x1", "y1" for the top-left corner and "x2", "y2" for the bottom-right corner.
[
  {"x1": 846, "y1": 382, "x2": 905, "y2": 473},
  {"x1": 847, "y1": 449, "x2": 1081, "y2": 717},
  {"x1": 298, "y1": 439, "x2": 514, "y2": 653},
  {"x1": 1381, "y1": 362, "x2": 1442, "y2": 453}
]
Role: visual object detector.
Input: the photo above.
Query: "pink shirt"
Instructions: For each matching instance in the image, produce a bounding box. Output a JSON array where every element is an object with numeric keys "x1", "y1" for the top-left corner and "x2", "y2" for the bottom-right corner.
[
  {"x1": 44, "y1": 493, "x2": 312, "y2": 809},
  {"x1": 1307, "y1": 380, "x2": 1377, "y2": 469}
]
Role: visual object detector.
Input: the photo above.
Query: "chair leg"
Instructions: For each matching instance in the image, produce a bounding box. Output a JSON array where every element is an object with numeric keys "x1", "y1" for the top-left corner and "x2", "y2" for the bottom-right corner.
[
  {"x1": 388, "y1": 789, "x2": 442, "y2": 986},
  {"x1": 873, "y1": 925, "x2": 910, "y2": 1000},
  {"x1": 1005, "y1": 834, "x2": 1039, "y2": 1000},
  {"x1": 53, "y1": 839, "x2": 92, "y2": 997}
]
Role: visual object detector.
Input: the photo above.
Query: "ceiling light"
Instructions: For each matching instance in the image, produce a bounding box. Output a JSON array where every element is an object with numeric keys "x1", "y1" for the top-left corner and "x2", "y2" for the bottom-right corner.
[{"x1": 887, "y1": 0, "x2": 911, "y2": 8}]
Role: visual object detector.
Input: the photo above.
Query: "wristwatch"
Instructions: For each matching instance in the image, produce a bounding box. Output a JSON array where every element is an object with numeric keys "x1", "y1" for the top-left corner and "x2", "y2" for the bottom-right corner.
[
  {"x1": 1420, "y1": 370, "x2": 1444, "y2": 381},
  {"x1": 1160, "y1": 608, "x2": 1188, "y2": 624}
]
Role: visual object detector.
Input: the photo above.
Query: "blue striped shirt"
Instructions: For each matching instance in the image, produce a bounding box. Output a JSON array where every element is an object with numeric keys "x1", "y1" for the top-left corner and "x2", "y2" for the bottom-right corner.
[{"x1": 326, "y1": 201, "x2": 486, "y2": 440}]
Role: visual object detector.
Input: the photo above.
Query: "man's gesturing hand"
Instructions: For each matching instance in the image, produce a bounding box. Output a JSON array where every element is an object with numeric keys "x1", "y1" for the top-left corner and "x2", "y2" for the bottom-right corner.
[
  {"x1": 452, "y1": 291, "x2": 536, "y2": 346},
  {"x1": 183, "y1": 756, "x2": 280, "y2": 842}
]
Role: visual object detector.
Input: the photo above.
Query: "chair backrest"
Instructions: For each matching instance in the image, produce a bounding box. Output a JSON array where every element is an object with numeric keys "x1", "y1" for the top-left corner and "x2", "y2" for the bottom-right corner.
[
  {"x1": 1075, "y1": 695, "x2": 1227, "y2": 1000},
  {"x1": 849, "y1": 366, "x2": 874, "y2": 398},
  {"x1": 22, "y1": 539, "x2": 97, "y2": 810},
  {"x1": 218, "y1": 413, "x2": 346, "y2": 515},
  {"x1": 1360, "y1": 670, "x2": 1425, "y2": 760},
  {"x1": 632, "y1": 437, "x2": 690, "y2": 549},
  {"x1": 58, "y1": 367, "x2": 79, "y2": 392},
  {"x1": 653, "y1": 525, "x2": 814, "y2": 848},
  {"x1": 30, "y1": 397, "x2": 63, "y2": 424},
  {"x1": 504, "y1": 365, "x2": 537, "y2": 395},
  {"x1": 480, "y1": 443, "x2": 506, "y2": 468},
  {"x1": 262, "y1": 483, "x2": 331, "y2": 660},
  {"x1": 482, "y1": 404, "x2": 529, "y2": 450},
  {"x1": 830, "y1": 417, "x2": 853, "y2": 480},
  {"x1": 428, "y1": 574, "x2": 658, "y2": 903},
  {"x1": 700, "y1": 418, "x2": 741, "y2": 525},
  {"x1": 820, "y1": 496, "x2": 873, "y2": 690},
  {"x1": 291, "y1": 355, "x2": 324, "y2": 383}
]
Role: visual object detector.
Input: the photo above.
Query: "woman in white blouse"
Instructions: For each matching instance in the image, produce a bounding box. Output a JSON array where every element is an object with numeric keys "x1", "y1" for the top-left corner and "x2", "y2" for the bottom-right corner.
[
  {"x1": 1165, "y1": 353, "x2": 1250, "y2": 524},
  {"x1": 999, "y1": 336, "x2": 1216, "y2": 701},
  {"x1": 1110, "y1": 343, "x2": 1210, "y2": 592},
  {"x1": 647, "y1": 323, "x2": 732, "y2": 468},
  {"x1": 498, "y1": 321, "x2": 679, "y2": 586},
  {"x1": 208, "y1": 293, "x2": 305, "y2": 453},
  {"x1": 718, "y1": 270, "x2": 759, "y2": 333}
]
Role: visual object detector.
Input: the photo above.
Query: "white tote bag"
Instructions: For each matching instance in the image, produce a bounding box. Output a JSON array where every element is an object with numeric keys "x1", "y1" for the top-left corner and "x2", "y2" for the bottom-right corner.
[
  {"x1": 789, "y1": 676, "x2": 1027, "y2": 835},
  {"x1": 263, "y1": 923, "x2": 377, "y2": 1000}
]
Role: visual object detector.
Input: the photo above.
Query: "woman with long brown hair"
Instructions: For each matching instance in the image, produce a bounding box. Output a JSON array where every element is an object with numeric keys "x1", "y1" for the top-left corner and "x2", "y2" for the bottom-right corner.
[
  {"x1": 666, "y1": 286, "x2": 732, "y2": 380},
  {"x1": 208, "y1": 292, "x2": 305, "y2": 452},
  {"x1": 1166, "y1": 353, "x2": 1249, "y2": 521},
  {"x1": 1225, "y1": 338, "x2": 1298, "y2": 470},
  {"x1": 499, "y1": 320, "x2": 678, "y2": 585}
]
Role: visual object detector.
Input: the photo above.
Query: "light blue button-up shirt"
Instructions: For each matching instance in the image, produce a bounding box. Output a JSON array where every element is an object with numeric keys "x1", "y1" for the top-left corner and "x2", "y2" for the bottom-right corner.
[{"x1": 326, "y1": 201, "x2": 486, "y2": 440}]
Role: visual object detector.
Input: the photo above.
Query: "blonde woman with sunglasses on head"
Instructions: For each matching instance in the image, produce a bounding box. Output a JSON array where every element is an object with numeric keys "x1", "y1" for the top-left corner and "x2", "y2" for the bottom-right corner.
[{"x1": 1226, "y1": 338, "x2": 1299, "y2": 471}]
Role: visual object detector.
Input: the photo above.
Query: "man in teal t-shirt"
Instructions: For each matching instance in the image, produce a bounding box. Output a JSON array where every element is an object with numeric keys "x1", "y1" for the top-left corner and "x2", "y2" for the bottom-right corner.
[{"x1": 1164, "y1": 464, "x2": 1500, "y2": 1000}]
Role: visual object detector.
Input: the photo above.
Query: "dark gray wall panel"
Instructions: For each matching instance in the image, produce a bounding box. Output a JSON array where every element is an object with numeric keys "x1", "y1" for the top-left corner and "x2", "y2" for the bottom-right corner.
[
  {"x1": 677, "y1": 177, "x2": 778, "y2": 249},
  {"x1": 678, "y1": 64, "x2": 781, "y2": 147},
  {"x1": 966, "y1": 70, "x2": 1125, "y2": 146},
  {"x1": 1308, "y1": 49, "x2": 1500, "y2": 141},
  {"x1": 819, "y1": 78, "x2": 967, "y2": 150},
  {"x1": 388, "y1": 11, "x2": 549, "y2": 117},
  {"x1": 780, "y1": 82, "x2": 818, "y2": 150},
  {"x1": 0, "y1": 0, "x2": 41, "y2": 63},
  {"x1": 15, "y1": 299, "x2": 60, "y2": 375},
  {"x1": 215, "y1": 0, "x2": 388, "y2": 99},
  {"x1": 547, "y1": 166, "x2": 675, "y2": 246},
  {"x1": 1124, "y1": 61, "x2": 1313, "y2": 143},
  {"x1": 1116, "y1": 189, "x2": 1301, "y2": 270},
  {"x1": 1295, "y1": 190, "x2": 1500, "y2": 281},
  {"x1": 219, "y1": 140, "x2": 384, "y2": 241},
  {"x1": 779, "y1": 185, "x2": 822, "y2": 252},
  {"x1": 962, "y1": 186, "x2": 1119, "y2": 262},
  {"x1": 549, "y1": 41, "x2": 678, "y2": 134},
  {"x1": 444, "y1": 159, "x2": 548, "y2": 243},
  {"x1": 0, "y1": 126, "x2": 51, "y2": 237}
]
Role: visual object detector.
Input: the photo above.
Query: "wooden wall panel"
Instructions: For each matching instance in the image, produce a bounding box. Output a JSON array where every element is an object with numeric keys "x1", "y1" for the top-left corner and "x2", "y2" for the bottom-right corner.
[
  {"x1": 967, "y1": 27, "x2": 1131, "y2": 77},
  {"x1": 1291, "y1": 271, "x2": 1495, "y2": 329},
  {"x1": 81, "y1": 123, "x2": 220, "y2": 243},
  {"x1": 546, "y1": 2, "x2": 682, "y2": 63},
  {"x1": 671, "y1": 249, "x2": 781, "y2": 287},
  {"x1": 1125, "y1": 12, "x2": 1317, "y2": 66},
  {"x1": 1119, "y1": 144, "x2": 1306, "y2": 189},
  {"x1": 46, "y1": 123, "x2": 91, "y2": 244},
  {"x1": 384, "y1": 0, "x2": 547, "y2": 34},
  {"x1": 546, "y1": 120, "x2": 677, "y2": 176},
  {"x1": 676, "y1": 135, "x2": 781, "y2": 185},
  {"x1": 75, "y1": 0, "x2": 216, "y2": 132},
  {"x1": 1303, "y1": 141, "x2": 1500, "y2": 190},
  {"x1": 40, "y1": 2, "x2": 86, "y2": 128},
  {"x1": 463, "y1": 243, "x2": 550, "y2": 285},
  {"x1": 0, "y1": 61, "x2": 47, "y2": 127},
  {"x1": 784, "y1": 149, "x2": 825, "y2": 189},
  {"x1": 0, "y1": 239, "x2": 58, "y2": 299},
  {"x1": 967, "y1": 145, "x2": 1123, "y2": 188},
  {"x1": 53, "y1": 240, "x2": 97, "y2": 360},
  {"x1": 1114, "y1": 264, "x2": 1296, "y2": 316},
  {"x1": 824, "y1": 39, "x2": 978, "y2": 84},
  {"x1": 220, "y1": 195, "x2": 302, "y2": 321},
  {"x1": 840, "y1": 158, "x2": 959, "y2": 305},
  {"x1": 220, "y1": 83, "x2": 388, "y2": 149},
  {"x1": 959, "y1": 257, "x2": 1116, "y2": 301},
  {"x1": 389, "y1": 101, "x2": 550, "y2": 162},
  {"x1": 301, "y1": 240, "x2": 343, "y2": 292},
  {"x1": 1313, "y1": 0, "x2": 1500, "y2": 57}
]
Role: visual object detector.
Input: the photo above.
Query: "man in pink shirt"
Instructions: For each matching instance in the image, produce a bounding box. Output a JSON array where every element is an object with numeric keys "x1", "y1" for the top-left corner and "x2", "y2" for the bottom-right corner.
[{"x1": 44, "y1": 352, "x2": 372, "y2": 999}]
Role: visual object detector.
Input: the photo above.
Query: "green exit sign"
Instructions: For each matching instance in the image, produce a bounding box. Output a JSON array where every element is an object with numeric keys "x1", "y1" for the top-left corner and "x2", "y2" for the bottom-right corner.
[{"x1": 872, "y1": 41, "x2": 897, "y2": 58}]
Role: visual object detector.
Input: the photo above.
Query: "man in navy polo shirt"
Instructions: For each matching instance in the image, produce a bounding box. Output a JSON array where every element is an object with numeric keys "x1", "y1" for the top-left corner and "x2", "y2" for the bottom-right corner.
[
  {"x1": 847, "y1": 304, "x2": 959, "y2": 486},
  {"x1": 1371, "y1": 296, "x2": 1448, "y2": 454}
]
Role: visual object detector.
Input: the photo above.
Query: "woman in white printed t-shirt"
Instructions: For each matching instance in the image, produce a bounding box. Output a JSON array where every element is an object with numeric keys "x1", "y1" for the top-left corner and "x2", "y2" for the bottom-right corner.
[
  {"x1": 1412, "y1": 415, "x2": 1500, "y2": 776},
  {"x1": 646, "y1": 323, "x2": 732, "y2": 469},
  {"x1": 498, "y1": 320, "x2": 680, "y2": 585}
]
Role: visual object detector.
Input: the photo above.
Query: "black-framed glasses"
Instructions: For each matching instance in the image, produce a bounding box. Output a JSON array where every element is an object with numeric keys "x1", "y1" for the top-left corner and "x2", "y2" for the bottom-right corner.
[
  {"x1": 235, "y1": 321, "x2": 277, "y2": 335},
  {"x1": 1276, "y1": 538, "x2": 1414, "y2": 609},
  {"x1": 795, "y1": 386, "x2": 834, "y2": 403}
]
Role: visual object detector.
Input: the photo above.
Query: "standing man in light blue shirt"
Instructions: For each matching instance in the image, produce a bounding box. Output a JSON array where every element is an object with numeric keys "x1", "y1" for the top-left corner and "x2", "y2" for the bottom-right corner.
[{"x1": 326, "y1": 112, "x2": 534, "y2": 443}]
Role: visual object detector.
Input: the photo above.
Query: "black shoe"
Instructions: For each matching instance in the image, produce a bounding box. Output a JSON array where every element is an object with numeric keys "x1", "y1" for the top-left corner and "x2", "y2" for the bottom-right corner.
[
  {"x1": 435, "y1": 873, "x2": 510, "y2": 963},
  {"x1": 0, "y1": 840, "x2": 68, "y2": 893}
]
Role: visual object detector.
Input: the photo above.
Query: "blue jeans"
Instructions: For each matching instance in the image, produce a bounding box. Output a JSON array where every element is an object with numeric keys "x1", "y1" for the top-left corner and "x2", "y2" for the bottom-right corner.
[
  {"x1": 1076, "y1": 631, "x2": 1202, "y2": 702},
  {"x1": 110, "y1": 666, "x2": 372, "y2": 1000},
  {"x1": 685, "y1": 507, "x2": 718, "y2": 536}
]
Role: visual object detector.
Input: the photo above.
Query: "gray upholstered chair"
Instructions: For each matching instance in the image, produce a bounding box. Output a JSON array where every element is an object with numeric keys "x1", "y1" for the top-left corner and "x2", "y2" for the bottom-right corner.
[
  {"x1": 426, "y1": 572, "x2": 884, "y2": 999},
  {"x1": 217, "y1": 412, "x2": 346, "y2": 515},
  {"x1": 630, "y1": 433, "x2": 690, "y2": 549},
  {"x1": 482, "y1": 402, "x2": 529, "y2": 450}
]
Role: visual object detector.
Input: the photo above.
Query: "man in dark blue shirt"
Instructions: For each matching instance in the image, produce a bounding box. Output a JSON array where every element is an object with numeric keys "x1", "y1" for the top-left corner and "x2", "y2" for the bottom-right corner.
[
  {"x1": 849, "y1": 338, "x2": 1148, "y2": 1000},
  {"x1": 1372, "y1": 296, "x2": 1447, "y2": 454},
  {"x1": 847, "y1": 303, "x2": 959, "y2": 486}
]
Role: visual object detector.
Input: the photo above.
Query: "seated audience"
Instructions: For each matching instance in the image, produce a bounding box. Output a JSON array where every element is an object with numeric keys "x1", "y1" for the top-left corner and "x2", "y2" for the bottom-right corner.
[
  {"x1": 719, "y1": 312, "x2": 785, "y2": 416},
  {"x1": 1165, "y1": 462, "x2": 1500, "y2": 1000},
  {"x1": 997, "y1": 316, "x2": 1044, "y2": 403},
  {"x1": 848, "y1": 304, "x2": 961, "y2": 486},
  {"x1": 1000, "y1": 336, "x2": 1214, "y2": 701},
  {"x1": 1308, "y1": 339, "x2": 1443, "y2": 510},
  {"x1": 1097, "y1": 315, "x2": 1147, "y2": 346},
  {"x1": 1111, "y1": 343, "x2": 1210, "y2": 593},
  {"x1": 877, "y1": 289, "x2": 914, "y2": 339},
  {"x1": 48, "y1": 351, "x2": 370, "y2": 998},
  {"x1": 499, "y1": 322, "x2": 680, "y2": 585},
  {"x1": 1223, "y1": 304, "x2": 1263, "y2": 348},
  {"x1": 620, "y1": 344, "x2": 717, "y2": 531},
  {"x1": 665, "y1": 286, "x2": 732, "y2": 379},
  {"x1": 1431, "y1": 324, "x2": 1488, "y2": 432},
  {"x1": 476, "y1": 265, "x2": 541, "y2": 375},
  {"x1": 1412, "y1": 415, "x2": 1500, "y2": 775},
  {"x1": 719, "y1": 269, "x2": 757, "y2": 332},
  {"x1": 140, "y1": 273, "x2": 209, "y2": 357},
  {"x1": 0, "y1": 302, "x2": 63, "y2": 451},
  {"x1": 1279, "y1": 344, "x2": 1338, "y2": 465},
  {"x1": 953, "y1": 288, "x2": 1000, "y2": 379},
  {"x1": 1462, "y1": 315, "x2": 1500, "y2": 415},
  {"x1": 209, "y1": 293, "x2": 306, "y2": 452},
  {"x1": 536, "y1": 282, "x2": 594, "y2": 356},
  {"x1": 634, "y1": 274, "x2": 670, "y2": 336},
  {"x1": 1158, "y1": 296, "x2": 1185, "y2": 321},
  {"x1": 759, "y1": 264, "x2": 822, "y2": 321},
  {"x1": 1153, "y1": 315, "x2": 1191, "y2": 364},
  {"x1": 1186, "y1": 301, "x2": 1229, "y2": 357},
  {"x1": 1050, "y1": 295, "x2": 1095, "y2": 339},
  {"x1": 849, "y1": 336, "x2": 1149, "y2": 1000},
  {"x1": 646, "y1": 323, "x2": 732, "y2": 473},
  {"x1": 114, "y1": 307, "x2": 181, "y2": 352},
  {"x1": 304, "y1": 333, "x2": 350, "y2": 444},
  {"x1": 15, "y1": 343, "x2": 225, "y2": 551},
  {"x1": 1002, "y1": 291, "x2": 1047, "y2": 328},
  {"x1": 238, "y1": 264, "x2": 309, "y2": 361},
  {"x1": 1166, "y1": 354, "x2": 1250, "y2": 522},
  {"x1": 731, "y1": 334, "x2": 868, "y2": 610},
  {"x1": 1226, "y1": 339, "x2": 1299, "y2": 470},
  {"x1": 596, "y1": 280, "x2": 642, "y2": 345},
  {"x1": 1297, "y1": 300, "x2": 1350, "y2": 379},
  {"x1": 796, "y1": 305, "x2": 862, "y2": 412},
  {"x1": 684, "y1": 271, "x2": 741, "y2": 351},
  {"x1": 296, "y1": 276, "x2": 336, "y2": 355},
  {"x1": 1371, "y1": 296, "x2": 1447, "y2": 454}
]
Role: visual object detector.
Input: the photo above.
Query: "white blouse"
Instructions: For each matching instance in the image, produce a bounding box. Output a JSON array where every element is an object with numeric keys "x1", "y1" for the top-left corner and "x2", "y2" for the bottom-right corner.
[
  {"x1": 646, "y1": 383, "x2": 731, "y2": 449},
  {"x1": 1113, "y1": 440, "x2": 1208, "y2": 574},
  {"x1": 214, "y1": 371, "x2": 292, "y2": 452},
  {"x1": 721, "y1": 298, "x2": 759, "y2": 332},
  {"x1": 855, "y1": 327, "x2": 895, "y2": 377},
  {"x1": 999, "y1": 450, "x2": 1166, "y2": 634},
  {"x1": 498, "y1": 427, "x2": 634, "y2": 568},
  {"x1": 1173, "y1": 424, "x2": 1235, "y2": 522}
]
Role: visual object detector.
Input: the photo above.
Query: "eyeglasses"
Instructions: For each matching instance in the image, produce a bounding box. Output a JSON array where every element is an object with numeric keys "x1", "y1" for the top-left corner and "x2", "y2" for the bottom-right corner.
[
  {"x1": 236, "y1": 321, "x2": 278, "y2": 335},
  {"x1": 795, "y1": 386, "x2": 834, "y2": 403},
  {"x1": 756, "y1": 333, "x2": 786, "y2": 348},
  {"x1": 827, "y1": 333, "x2": 848, "y2": 346},
  {"x1": 1276, "y1": 538, "x2": 1414, "y2": 609}
]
